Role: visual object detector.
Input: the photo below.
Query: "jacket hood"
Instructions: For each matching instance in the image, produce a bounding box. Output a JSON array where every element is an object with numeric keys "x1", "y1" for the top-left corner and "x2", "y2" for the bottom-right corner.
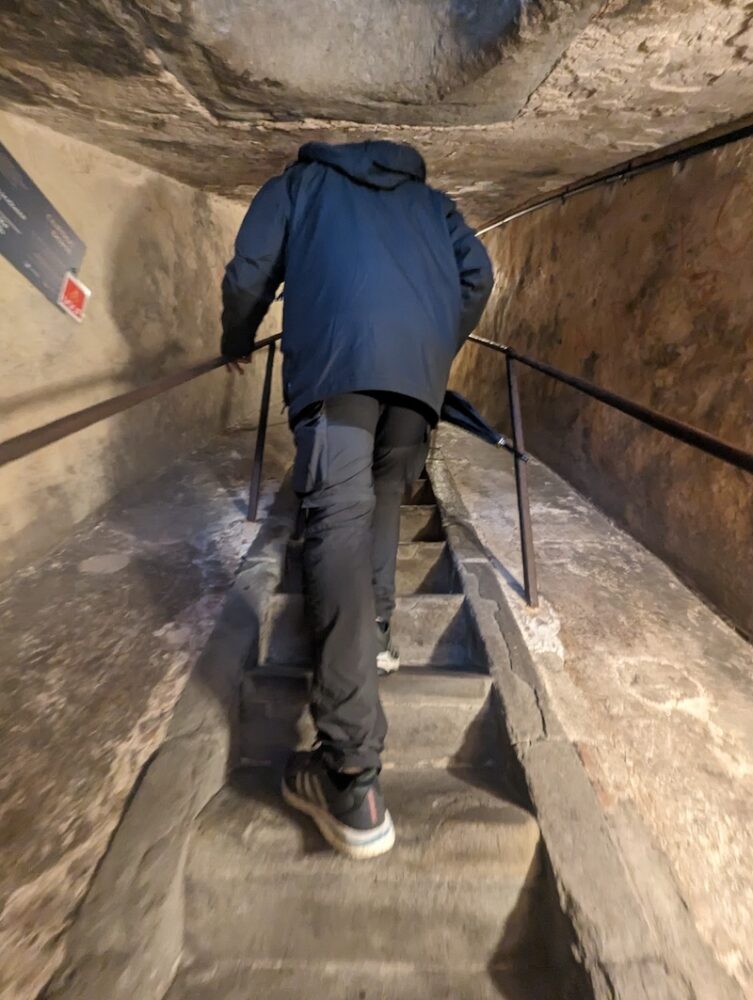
[{"x1": 297, "y1": 140, "x2": 426, "y2": 190}]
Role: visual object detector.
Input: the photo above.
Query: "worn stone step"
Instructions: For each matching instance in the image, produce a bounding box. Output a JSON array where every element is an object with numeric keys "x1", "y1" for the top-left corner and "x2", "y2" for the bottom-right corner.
[
  {"x1": 400, "y1": 504, "x2": 443, "y2": 542},
  {"x1": 247, "y1": 668, "x2": 492, "y2": 704},
  {"x1": 180, "y1": 768, "x2": 541, "y2": 970},
  {"x1": 281, "y1": 540, "x2": 459, "y2": 595},
  {"x1": 240, "y1": 670, "x2": 497, "y2": 768},
  {"x1": 403, "y1": 478, "x2": 435, "y2": 505},
  {"x1": 181, "y1": 866, "x2": 539, "y2": 972},
  {"x1": 394, "y1": 541, "x2": 459, "y2": 594},
  {"x1": 195, "y1": 765, "x2": 538, "y2": 875},
  {"x1": 167, "y1": 962, "x2": 559, "y2": 1000},
  {"x1": 259, "y1": 594, "x2": 477, "y2": 668}
]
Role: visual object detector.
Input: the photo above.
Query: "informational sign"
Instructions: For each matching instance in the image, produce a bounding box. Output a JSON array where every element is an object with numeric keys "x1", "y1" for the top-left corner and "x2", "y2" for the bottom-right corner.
[
  {"x1": 58, "y1": 271, "x2": 91, "y2": 322},
  {"x1": 0, "y1": 142, "x2": 87, "y2": 315}
]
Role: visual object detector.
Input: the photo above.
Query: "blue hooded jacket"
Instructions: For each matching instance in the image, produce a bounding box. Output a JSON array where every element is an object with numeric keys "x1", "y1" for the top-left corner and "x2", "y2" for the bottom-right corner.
[{"x1": 221, "y1": 140, "x2": 493, "y2": 423}]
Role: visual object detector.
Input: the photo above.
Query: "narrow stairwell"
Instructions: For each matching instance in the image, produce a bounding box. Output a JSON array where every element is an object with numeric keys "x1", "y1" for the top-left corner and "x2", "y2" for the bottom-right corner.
[{"x1": 166, "y1": 475, "x2": 563, "y2": 999}]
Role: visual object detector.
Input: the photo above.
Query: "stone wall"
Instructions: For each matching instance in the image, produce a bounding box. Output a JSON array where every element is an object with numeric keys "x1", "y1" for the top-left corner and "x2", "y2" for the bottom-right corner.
[
  {"x1": 452, "y1": 139, "x2": 753, "y2": 638},
  {"x1": 0, "y1": 111, "x2": 280, "y2": 578}
]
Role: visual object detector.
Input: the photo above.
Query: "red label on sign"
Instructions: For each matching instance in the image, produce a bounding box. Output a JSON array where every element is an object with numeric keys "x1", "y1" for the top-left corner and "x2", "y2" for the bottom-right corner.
[{"x1": 57, "y1": 271, "x2": 90, "y2": 322}]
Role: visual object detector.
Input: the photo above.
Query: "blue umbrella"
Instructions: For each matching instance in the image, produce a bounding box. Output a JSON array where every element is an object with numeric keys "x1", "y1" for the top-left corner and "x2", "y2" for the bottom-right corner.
[{"x1": 440, "y1": 390, "x2": 527, "y2": 460}]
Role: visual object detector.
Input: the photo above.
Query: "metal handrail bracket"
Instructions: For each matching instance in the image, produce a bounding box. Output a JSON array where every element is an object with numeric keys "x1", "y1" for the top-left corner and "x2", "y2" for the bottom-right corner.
[{"x1": 247, "y1": 339, "x2": 277, "y2": 521}]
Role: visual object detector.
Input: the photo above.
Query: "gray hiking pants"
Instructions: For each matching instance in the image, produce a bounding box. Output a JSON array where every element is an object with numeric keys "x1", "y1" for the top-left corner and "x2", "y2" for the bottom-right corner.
[{"x1": 292, "y1": 392, "x2": 430, "y2": 771}]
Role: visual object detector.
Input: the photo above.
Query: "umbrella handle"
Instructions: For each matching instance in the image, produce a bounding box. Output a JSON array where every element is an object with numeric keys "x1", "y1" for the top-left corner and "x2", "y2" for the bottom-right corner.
[{"x1": 497, "y1": 436, "x2": 529, "y2": 463}]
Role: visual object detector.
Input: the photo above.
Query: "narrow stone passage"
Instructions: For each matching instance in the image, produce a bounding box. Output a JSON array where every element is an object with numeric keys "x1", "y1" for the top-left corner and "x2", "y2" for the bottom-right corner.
[
  {"x1": 166, "y1": 474, "x2": 560, "y2": 999},
  {"x1": 2, "y1": 1, "x2": 753, "y2": 994}
]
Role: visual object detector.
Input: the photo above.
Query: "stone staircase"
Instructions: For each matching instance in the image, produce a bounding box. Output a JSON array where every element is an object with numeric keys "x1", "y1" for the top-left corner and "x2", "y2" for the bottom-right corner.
[{"x1": 166, "y1": 475, "x2": 561, "y2": 998}]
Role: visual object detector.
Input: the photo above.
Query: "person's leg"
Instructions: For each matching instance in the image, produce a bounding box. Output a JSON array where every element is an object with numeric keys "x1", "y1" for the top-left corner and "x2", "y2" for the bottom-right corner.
[
  {"x1": 293, "y1": 393, "x2": 387, "y2": 772},
  {"x1": 371, "y1": 399, "x2": 430, "y2": 671},
  {"x1": 283, "y1": 393, "x2": 394, "y2": 858}
]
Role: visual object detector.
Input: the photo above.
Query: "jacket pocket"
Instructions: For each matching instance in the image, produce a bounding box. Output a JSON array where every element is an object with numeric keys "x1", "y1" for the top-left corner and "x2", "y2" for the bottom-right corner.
[{"x1": 292, "y1": 402, "x2": 327, "y2": 496}]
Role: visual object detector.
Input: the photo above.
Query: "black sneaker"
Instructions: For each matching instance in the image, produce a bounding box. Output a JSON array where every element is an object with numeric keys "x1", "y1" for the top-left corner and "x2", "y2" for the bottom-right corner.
[
  {"x1": 376, "y1": 619, "x2": 400, "y2": 675},
  {"x1": 282, "y1": 749, "x2": 395, "y2": 859}
]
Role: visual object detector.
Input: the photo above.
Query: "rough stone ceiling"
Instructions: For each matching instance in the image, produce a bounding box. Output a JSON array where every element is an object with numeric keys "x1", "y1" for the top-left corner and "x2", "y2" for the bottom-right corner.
[{"x1": 2, "y1": 0, "x2": 753, "y2": 224}]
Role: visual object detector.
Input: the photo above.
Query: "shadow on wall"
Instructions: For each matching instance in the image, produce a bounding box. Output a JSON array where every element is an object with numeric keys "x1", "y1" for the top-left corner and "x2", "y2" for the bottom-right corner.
[
  {"x1": 102, "y1": 175, "x2": 241, "y2": 498},
  {"x1": 107, "y1": 175, "x2": 236, "y2": 380},
  {"x1": 109, "y1": 176, "x2": 207, "y2": 379}
]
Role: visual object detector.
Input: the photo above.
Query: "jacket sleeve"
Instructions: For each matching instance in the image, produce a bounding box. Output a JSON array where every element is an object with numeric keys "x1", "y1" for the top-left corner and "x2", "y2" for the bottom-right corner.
[
  {"x1": 221, "y1": 174, "x2": 290, "y2": 358},
  {"x1": 444, "y1": 197, "x2": 494, "y2": 344}
]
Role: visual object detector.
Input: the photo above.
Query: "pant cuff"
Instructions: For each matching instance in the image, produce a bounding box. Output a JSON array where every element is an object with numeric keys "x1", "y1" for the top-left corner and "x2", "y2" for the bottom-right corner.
[{"x1": 320, "y1": 743, "x2": 382, "y2": 773}]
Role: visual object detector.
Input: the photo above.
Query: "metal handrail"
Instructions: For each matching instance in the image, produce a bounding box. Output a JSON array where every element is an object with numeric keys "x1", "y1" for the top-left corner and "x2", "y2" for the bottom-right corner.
[
  {"x1": 475, "y1": 119, "x2": 753, "y2": 238},
  {"x1": 466, "y1": 332, "x2": 753, "y2": 608},
  {"x1": 0, "y1": 332, "x2": 282, "y2": 520},
  {"x1": 468, "y1": 335, "x2": 753, "y2": 475}
]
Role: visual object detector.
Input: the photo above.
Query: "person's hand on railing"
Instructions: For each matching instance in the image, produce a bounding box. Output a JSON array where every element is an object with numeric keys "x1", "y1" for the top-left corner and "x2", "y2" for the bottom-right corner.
[{"x1": 224, "y1": 355, "x2": 252, "y2": 375}]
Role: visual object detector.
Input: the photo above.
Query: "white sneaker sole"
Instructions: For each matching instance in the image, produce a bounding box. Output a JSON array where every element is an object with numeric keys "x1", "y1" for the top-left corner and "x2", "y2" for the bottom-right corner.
[
  {"x1": 377, "y1": 649, "x2": 400, "y2": 675},
  {"x1": 281, "y1": 780, "x2": 395, "y2": 860}
]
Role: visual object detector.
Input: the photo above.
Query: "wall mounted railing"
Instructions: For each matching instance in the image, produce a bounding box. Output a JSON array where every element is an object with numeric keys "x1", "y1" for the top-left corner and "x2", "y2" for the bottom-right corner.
[
  {"x1": 475, "y1": 119, "x2": 753, "y2": 238},
  {"x1": 0, "y1": 333, "x2": 281, "y2": 522},
  {"x1": 466, "y1": 333, "x2": 753, "y2": 607}
]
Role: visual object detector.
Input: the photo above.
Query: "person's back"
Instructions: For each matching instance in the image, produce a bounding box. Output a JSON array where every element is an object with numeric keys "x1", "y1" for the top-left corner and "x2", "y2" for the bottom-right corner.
[
  {"x1": 222, "y1": 139, "x2": 492, "y2": 859},
  {"x1": 223, "y1": 140, "x2": 491, "y2": 424}
]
